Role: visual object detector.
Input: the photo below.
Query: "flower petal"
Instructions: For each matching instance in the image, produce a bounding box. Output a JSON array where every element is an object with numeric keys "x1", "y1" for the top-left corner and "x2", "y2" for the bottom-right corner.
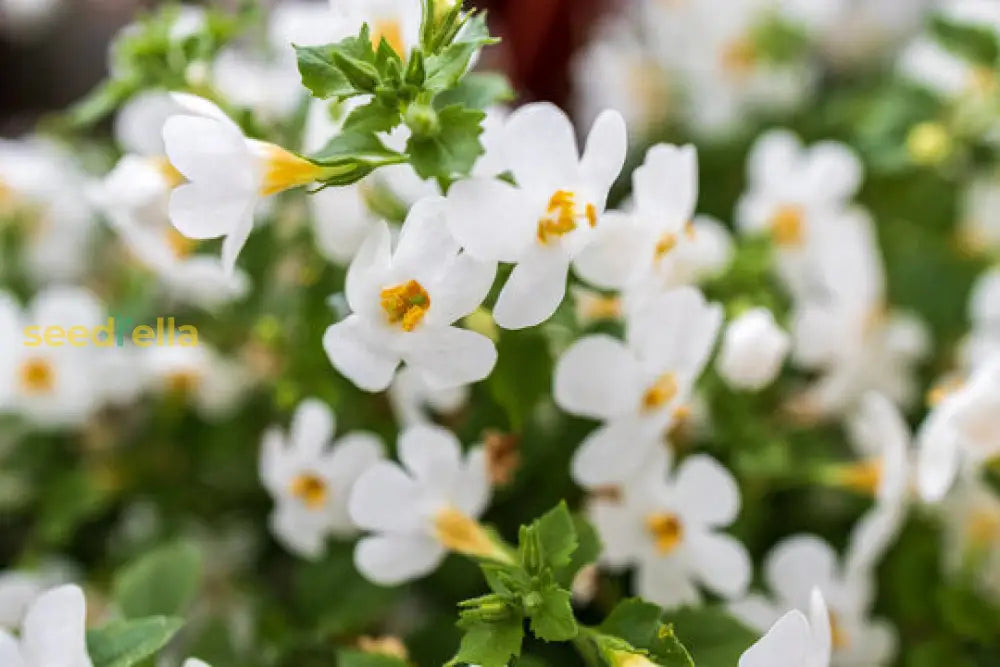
[
  {"x1": 627, "y1": 286, "x2": 722, "y2": 381},
  {"x1": 493, "y1": 247, "x2": 570, "y2": 330},
  {"x1": 0, "y1": 630, "x2": 25, "y2": 667},
  {"x1": 445, "y1": 178, "x2": 535, "y2": 263},
  {"x1": 346, "y1": 221, "x2": 394, "y2": 319},
  {"x1": 392, "y1": 196, "x2": 459, "y2": 279},
  {"x1": 553, "y1": 334, "x2": 644, "y2": 420},
  {"x1": 221, "y1": 214, "x2": 255, "y2": 275},
  {"x1": 765, "y1": 535, "x2": 838, "y2": 609},
  {"x1": 571, "y1": 419, "x2": 662, "y2": 489},
  {"x1": 291, "y1": 398, "x2": 336, "y2": 457},
  {"x1": 671, "y1": 455, "x2": 741, "y2": 528},
  {"x1": 916, "y1": 407, "x2": 962, "y2": 503},
  {"x1": 323, "y1": 315, "x2": 400, "y2": 392},
  {"x1": 453, "y1": 445, "x2": 491, "y2": 518},
  {"x1": 504, "y1": 102, "x2": 579, "y2": 193},
  {"x1": 169, "y1": 183, "x2": 251, "y2": 240},
  {"x1": 579, "y1": 109, "x2": 627, "y2": 198},
  {"x1": 689, "y1": 530, "x2": 751, "y2": 599},
  {"x1": 633, "y1": 144, "x2": 698, "y2": 227},
  {"x1": 426, "y1": 253, "x2": 497, "y2": 326},
  {"x1": 572, "y1": 211, "x2": 647, "y2": 289},
  {"x1": 354, "y1": 534, "x2": 444, "y2": 585},
  {"x1": 635, "y1": 553, "x2": 701, "y2": 610},
  {"x1": 21, "y1": 585, "x2": 92, "y2": 667},
  {"x1": 738, "y1": 609, "x2": 811, "y2": 667},
  {"x1": 402, "y1": 326, "x2": 497, "y2": 390},
  {"x1": 348, "y1": 461, "x2": 425, "y2": 533},
  {"x1": 270, "y1": 504, "x2": 328, "y2": 560},
  {"x1": 397, "y1": 423, "x2": 463, "y2": 485},
  {"x1": 162, "y1": 114, "x2": 253, "y2": 188}
]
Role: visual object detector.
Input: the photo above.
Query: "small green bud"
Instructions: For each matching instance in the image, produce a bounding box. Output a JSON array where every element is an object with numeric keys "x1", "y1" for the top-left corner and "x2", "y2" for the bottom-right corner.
[{"x1": 405, "y1": 103, "x2": 441, "y2": 137}]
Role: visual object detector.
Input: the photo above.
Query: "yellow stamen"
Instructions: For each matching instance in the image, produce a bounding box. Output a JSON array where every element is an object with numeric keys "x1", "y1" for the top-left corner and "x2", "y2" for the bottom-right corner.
[
  {"x1": 645, "y1": 512, "x2": 684, "y2": 554},
  {"x1": 537, "y1": 190, "x2": 594, "y2": 244},
  {"x1": 357, "y1": 636, "x2": 408, "y2": 660},
  {"x1": 152, "y1": 156, "x2": 186, "y2": 189},
  {"x1": 721, "y1": 37, "x2": 756, "y2": 77},
  {"x1": 372, "y1": 18, "x2": 406, "y2": 57},
  {"x1": 684, "y1": 221, "x2": 696, "y2": 239},
  {"x1": 380, "y1": 280, "x2": 431, "y2": 331},
  {"x1": 259, "y1": 144, "x2": 326, "y2": 197},
  {"x1": 586, "y1": 203, "x2": 598, "y2": 227},
  {"x1": 967, "y1": 510, "x2": 1000, "y2": 546},
  {"x1": 641, "y1": 373, "x2": 678, "y2": 412},
  {"x1": 582, "y1": 294, "x2": 622, "y2": 322},
  {"x1": 433, "y1": 506, "x2": 501, "y2": 559},
  {"x1": 769, "y1": 204, "x2": 805, "y2": 247},
  {"x1": 830, "y1": 612, "x2": 850, "y2": 650},
  {"x1": 19, "y1": 358, "x2": 54, "y2": 395},
  {"x1": 290, "y1": 473, "x2": 328, "y2": 509},
  {"x1": 833, "y1": 459, "x2": 882, "y2": 496},
  {"x1": 654, "y1": 232, "x2": 678, "y2": 260},
  {"x1": 164, "y1": 228, "x2": 196, "y2": 258},
  {"x1": 166, "y1": 370, "x2": 200, "y2": 395},
  {"x1": 927, "y1": 377, "x2": 965, "y2": 407}
]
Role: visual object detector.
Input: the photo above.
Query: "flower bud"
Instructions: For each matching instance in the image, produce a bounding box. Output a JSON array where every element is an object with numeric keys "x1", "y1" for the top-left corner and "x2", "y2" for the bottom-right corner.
[{"x1": 717, "y1": 307, "x2": 790, "y2": 391}]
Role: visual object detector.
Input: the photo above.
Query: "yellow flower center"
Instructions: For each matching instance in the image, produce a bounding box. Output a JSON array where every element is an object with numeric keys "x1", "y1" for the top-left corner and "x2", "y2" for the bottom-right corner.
[
  {"x1": 581, "y1": 293, "x2": 622, "y2": 322},
  {"x1": 967, "y1": 509, "x2": 1000, "y2": 546},
  {"x1": 927, "y1": 376, "x2": 965, "y2": 407},
  {"x1": 152, "y1": 156, "x2": 186, "y2": 189},
  {"x1": 372, "y1": 18, "x2": 406, "y2": 57},
  {"x1": 0, "y1": 178, "x2": 12, "y2": 206},
  {"x1": 357, "y1": 635, "x2": 409, "y2": 660},
  {"x1": 769, "y1": 204, "x2": 805, "y2": 247},
  {"x1": 166, "y1": 370, "x2": 200, "y2": 395},
  {"x1": 259, "y1": 144, "x2": 326, "y2": 197},
  {"x1": 433, "y1": 506, "x2": 502, "y2": 559},
  {"x1": 380, "y1": 280, "x2": 431, "y2": 331},
  {"x1": 165, "y1": 227, "x2": 196, "y2": 259},
  {"x1": 19, "y1": 357, "x2": 55, "y2": 395},
  {"x1": 290, "y1": 473, "x2": 328, "y2": 509},
  {"x1": 537, "y1": 190, "x2": 597, "y2": 245},
  {"x1": 641, "y1": 373, "x2": 678, "y2": 412},
  {"x1": 654, "y1": 232, "x2": 678, "y2": 259},
  {"x1": 721, "y1": 37, "x2": 757, "y2": 77},
  {"x1": 833, "y1": 459, "x2": 882, "y2": 496},
  {"x1": 645, "y1": 512, "x2": 684, "y2": 554},
  {"x1": 830, "y1": 611, "x2": 850, "y2": 650}
]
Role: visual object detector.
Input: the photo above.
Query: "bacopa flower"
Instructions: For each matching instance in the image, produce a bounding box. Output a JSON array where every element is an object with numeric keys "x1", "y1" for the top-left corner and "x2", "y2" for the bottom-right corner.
[
  {"x1": 730, "y1": 535, "x2": 897, "y2": 667},
  {"x1": 717, "y1": 307, "x2": 791, "y2": 391},
  {"x1": 962, "y1": 268, "x2": 1000, "y2": 370},
  {"x1": 162, "y1": 93, "x2": 329, "y2": 273},
  {"x1": 387, "y1": 366, "x2": 469, "y2": 426},
  {"x1": 445, "y1": 102, "x2": 627, "y2": 329},
  {"x1": 0, "y1": 585, "x2": 92, "y2": 667},
  {"x1": 142, "y1": 345, "x2": 253, "y2": 420},
  {"x1": 324, "y1": 197, "x2": 498, "y2": 393},
  {"x1": 554, "y1": 287, "x2": 722, "y2": 488},
  {"x1": 739, "y1": 588, "x2": 831, "y2": 667},
  {"x1": 348, "y1": 424, "x2": 502, "y2": 585},
  {"x1": 590, "y1": 452, "x2": 750, "y2": 609},
  {"x1": 260, "y1": 398, "x2": 384, "y2": 559}
]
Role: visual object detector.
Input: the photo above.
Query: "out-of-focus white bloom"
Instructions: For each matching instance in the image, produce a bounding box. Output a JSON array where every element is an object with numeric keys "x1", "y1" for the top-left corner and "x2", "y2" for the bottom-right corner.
[
  {"x1": 570, "y1": 286, "x2": 623, "y2": 327},
  {"x1": 0, "y1": 288, "x2": 112, "y2": 428},
  {"x1": 0, "y1": 137, "x2": 95, "y2": 283},
  {"x1": 789, "y1": 208, "x2": 929, "y2": 416},
  {"x1": 739, "y1": 588, "x2": 831, "y2": 667},
  {"x1": 330, "y1": 0, "x2": 422, "y2": 57},
  {"x1": 962, "y1": 268, "x2": 1000, "y2": 369},
  {"x1": 960, "y1": 175, "x2": 1000, "y2": 255},
  {"x1": 446, "y1": 103, "x2": 627, "y2": 329},
  {"x1": 718, "y1": 307, "x2": 791, "y2": 391},
  {"x1": 917, "y1": 356, "x2": 1000, "y2": 502},
  {"x1": 823, "y1": 0, "x2": 931, "y2": 66},
  {"x1": 349, "y1": 424, "x2": 499, "y2": 585},
  {"x1": 184, "y1": 660, "x2": 211, "y2": 667},
  {"x1": 387, "y1": 366, "x2": 469, "y2": 426},
  {"x1": 576, "y1": 143, "x2": 733, "y2": 303},
  {"x1": 163, "y1": 93, "x2": 329, "y2": 274},
  {"x1": 589, "y1": 452, "x2": 751, "y2": 609},
  {"x1": 555, "y1": 287, "x2": 722, "y2": 488},
  {"x1": 940, "y1": 476, "x2": 1000, "y2": 599},
  {"x1": 324, "y1": 198, "x2": 497, "y2": 393},
  {"x1": 261, "y1": 399, "x2": 383, "y2": 559},
  {"x1": 0, "y1": 568, "x2": 68, "y2": 630},
  {"x1": 143, "y1": 344, "x2": 253, "y2": 420},
  {"x1": 0, "y1": 0, "x2": 62, "y2": 38},
  {"x1": 737, "y1": 130, "x2": 863, "y2": 298},
  {"x1": 0, "y1": 585, "x2": 92, "y2": 667},
  {"x1": 731, "y1": 535, "x2": 897, "y2": 667}
]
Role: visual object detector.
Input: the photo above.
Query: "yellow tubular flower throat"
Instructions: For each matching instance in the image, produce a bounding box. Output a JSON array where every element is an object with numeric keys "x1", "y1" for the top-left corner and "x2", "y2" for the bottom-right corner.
[
  {"x1": 537, "y1": 190, "x2": 598, "y2": 245},
  {"x1": 19, "y1": 358, "x2": 55, "y2": 395},
  {"x1": 372, "y1": 18, "x2": 406, "y2": 57},
  {"x1": 833, "y1": 459, "x2": 882, "y2": 496},
  {"x1": 645, "y1": 512, "x2": 684, "y2": 554},
  {"x1": 165, "y1": 228, "x2": 197, "y2": 258},
  {"x1": 258, "y1": 144, "x2": 328, "y2": 197},
  {"x1": 433, "y1": 506, "x2": 509, "y2": 561},
  {"x1": 290, "y1": 473, "x2": 328, "y2": 509},
  {"x1": 380, "y1": 280, "x2": 431, "y2": 331},
  {"x1": 152, "y1": 156, "x2": 186, "y2": 189}
]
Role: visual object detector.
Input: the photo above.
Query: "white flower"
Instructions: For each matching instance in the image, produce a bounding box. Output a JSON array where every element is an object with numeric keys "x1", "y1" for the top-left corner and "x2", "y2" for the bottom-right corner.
[
  {"x1": 940, "y1": 476, "x2": 1000, "y2": 599},
  {"x1": 717, "y1": 307, "x2": 791, "y2": 391},
  {"x1": 554, "y1": 287, "x2": 722, "y2": 488},
  {"x1": 142, "y1": 344, "x2": 253, "y2": 420},
  {"x1": 962, "y1": 268, "x2": 1000, "y2": 370},
  {"x1": 445, "y1": 102, "x2": 627, "y2": 329},
  {"x1": 739, "y1": 588, "x2": 831, "y2": 667},
  {"x1": 387, "y1": 366, "x2": 469, "y2": 426},
  {"x1": 730, "y1": 535, "x2": 897, "y2": 667},
  {"x1": 324, "y1": 197, "x2": 497, "y2": 392},
  {"x1": 589, "y1": 452, "x2": 751, "y2": 609},
  {"x1": 348, "y1": 423, "x2": 498, "y2": 585},
  {"x1": 0, "y1": 584, "x2": 92, "y2": 667},
  {"x1": 163, "y1": 93, "x2": 330, "y2": 273},
  {"x1": 184, "y1": 660, "x2": 211, "y2": 667},
  {"x1": 736, "y1": 130, "x2": 863, "y2": 299},
  {"x1": 917, "y1": 356, "x2": 1000, "y2": 502},
  {"x1": 0, "y1": 569, "x2": 67, "y2": 630},
  {"x1": 960, "y1": 175, "x2": 1000, "y2": 255},
  {"x1": 261, "y1": 398, "x2": 384, "y2": 559},
  {"x1": 0, "y1": 0, "x2": 62, "y2": 37}
]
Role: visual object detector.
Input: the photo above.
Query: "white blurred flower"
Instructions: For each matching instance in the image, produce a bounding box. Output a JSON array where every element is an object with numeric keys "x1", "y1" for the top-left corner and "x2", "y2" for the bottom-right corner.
[
  {"x1": 554, "y1": 287, "x2": 722, "y2": 488},
  {"x1": 717, "y1": 307, "x2": 791, "y2": 391},
  {"x1": 940, "y1": 476, "x2": 1000, "y2": 600},
  {"x1": 730, "y1": 535, "x2": 897, "y2": 667},
  {"x1": 184, "y1": 660, "x2": 211, "y2": 667},
  {"x1": 0, "y1": 568, "x2": 68, "y2": 630},
  {"x1": 0, "y1": 585, "x2": 92, "y2": 667},
  {"x1": 387, "y1": 366, "x2": 469, "y2": 426},
  {"x1": 962, "y1": 268, "x2": 1000, "y2": 369},
  {"x1": 960, "y1": 175, "x2": 1000, "y2": 255},
  {"x1": 589, "y1": 452, "x2": 751, "y2": 609},
  {"x1": 163, "y1": 94, "x2": 329, "y2": 273},
  {"x1": 739, "y1": 588, "x2": 831, "y2": 667},
  {"x1": 0, "y1": 0, "x2": 62, "y2": 39},
  {"x1": 261, "y1": 398, "x2": 384, "y2": 559},
  {"x1": 348, "y1": 424, "x2": 500, "y2": 585},
  {"x1": 324, "y1": 198, "x2": 497, "y2": 392},
  {"x1": 917, "y1": 356, "x2": 1000, "y2": 502},
  {"x1": 143, "y1": 344, "x2": 253, "y2": 420},
  {"x1": 445, "y1": 103, "x2": 627, "y2": 329}
]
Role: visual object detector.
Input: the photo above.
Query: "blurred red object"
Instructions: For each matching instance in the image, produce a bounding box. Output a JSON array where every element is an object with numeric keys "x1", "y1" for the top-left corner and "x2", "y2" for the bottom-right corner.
[{"x1": 476, "y1": 0, "x2": 616, "y2": 107}]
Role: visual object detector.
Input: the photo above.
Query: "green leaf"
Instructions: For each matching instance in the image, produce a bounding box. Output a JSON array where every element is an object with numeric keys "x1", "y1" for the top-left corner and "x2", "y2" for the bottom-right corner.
[
  {"x1": 295, "y1": 26, "x2": 379, "y2": 100},
  {"x1": 113, "y1": 541, "x2": 202, "y2": 619},
  {"x1": 435, "y1": 72, "x2": 514, "y2": 110},
  {"x1": 338, "y1": 649, "x2": 409, "y2": 667},
  {"x1": 451, "y1": 616, "x2": 525, "y2": 667},
  {"x1": 930, "y1": 14, "x2": 1000, "y2": 67},
  {"x1": 296, "y1": 45, "x2": 356, "y2": 99},
  {"x1": 488, "y1": 328, "x2": 554, "y2": 431},
  {"x1": 533, "y1": 501, "x2": 578, "y2": 571},
  {"x1": 601, "y1": 599, "x2": 695, "y2": 666},
  {"x1": 555, "y1": 515, "x2": 602, "y2": 588},
  {"x1": 87, "y1": 616, "x2": 184, "y2": 667},
  {"x1": 342, "y1": 99, "x2": 402, "y2": 134},
  {"x1": 661, "y1": 606, "x2": 758, "y2": 667},
  {"x1": 407, "y1": 105, "x2": 485, "y2": 180},
  {"x1": 311, "y1": 131, "x2": 405, "y2": 167},
  {"x1": 424, "y1": 14, "x2": 497, "y2": 93},
  {"x1": 526, "y1": 586, "x2": 578, "y2": 642}
]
